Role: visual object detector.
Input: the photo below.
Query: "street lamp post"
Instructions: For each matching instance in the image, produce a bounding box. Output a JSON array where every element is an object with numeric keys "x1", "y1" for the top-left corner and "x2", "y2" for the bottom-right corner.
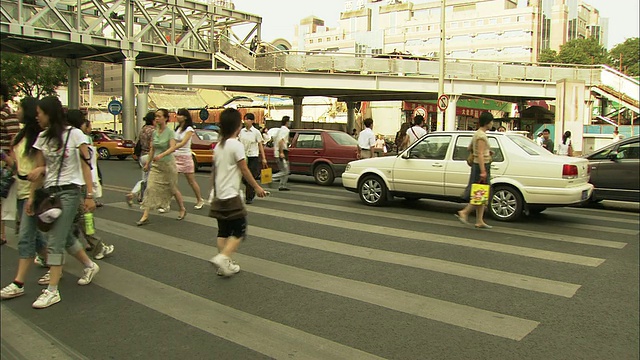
[{"x1": 437, "y1": 0, "x2": 446, "y2": 131}]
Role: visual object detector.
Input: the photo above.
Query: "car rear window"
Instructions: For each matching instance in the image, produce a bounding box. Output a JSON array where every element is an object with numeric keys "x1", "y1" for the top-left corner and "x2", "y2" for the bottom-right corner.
[
  {"x1": 329, "y1": 132, "x2": 358, "y2": 146},
  {"x1": 196, "y1": 131, "x2": 219, "y2": 142},
  {"x1": 507, "y1": 135, "x2": 543, "y2": 156}
]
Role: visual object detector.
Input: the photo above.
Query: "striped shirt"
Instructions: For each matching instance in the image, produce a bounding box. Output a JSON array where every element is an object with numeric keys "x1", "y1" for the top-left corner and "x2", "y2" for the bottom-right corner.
[{"x1": 1, "y1": 103, "x2": 20, "y2": 153}]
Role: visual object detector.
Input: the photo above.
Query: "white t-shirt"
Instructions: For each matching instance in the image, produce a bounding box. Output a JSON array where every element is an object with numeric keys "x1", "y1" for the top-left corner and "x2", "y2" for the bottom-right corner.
[
  {"x1": 238, "y1": 126, "x2": 263, "y2": 157},
  {"x1": 406, "y1": 126, "x2": 427, "y2": 145},
  {"x1": 213, "y1": 138, "x2": 246, "y2": 200},
  {"x1": 358, "y1": 128, "x2": 376, "y2": 150},
  {"x1": 34, "y1": 127, "x2": 88, "y2": 188},
  {"x1": 557, "y1": 139, "x2": 572, "y2": 156},
  {"x1": 273, "y1": 126, "x2": 290, "y2": 156},
  {"x1": 174, "y1": 126, "x2": 194, "y2": 156}
]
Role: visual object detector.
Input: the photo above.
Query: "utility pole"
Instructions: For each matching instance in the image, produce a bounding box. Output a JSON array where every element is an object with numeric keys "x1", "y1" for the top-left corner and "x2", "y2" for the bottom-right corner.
[
  {"x1": 618, "y1": 53, "x2": 622, "y2": 126},
  {"x1": 437, "y1": 0, "x2": 446, "y2": 131}
]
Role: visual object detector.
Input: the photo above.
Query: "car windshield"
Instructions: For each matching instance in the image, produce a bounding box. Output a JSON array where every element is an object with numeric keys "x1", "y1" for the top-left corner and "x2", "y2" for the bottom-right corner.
[
  {"x1": 196, "y1": 130, "x2": 219, "y2": 142},
  {"x1": 507, "y1": 135, "x2": 543, "y2": 155},
  {"x1": 329, "y1": 132, "x2": 358, "y2": 146}
]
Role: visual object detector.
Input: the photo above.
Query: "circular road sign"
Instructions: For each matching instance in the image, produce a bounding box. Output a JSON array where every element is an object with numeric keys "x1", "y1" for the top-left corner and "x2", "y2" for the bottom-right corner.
[
  {"x1": 108, "y1": 100, "x2": 122, "y2": 116},
  {"x1": 413, "y1": 106, "x2": 426, "y2": 118},
  {"x1": 437, "y1": 94, "x2": 449, "y2": 111},
  {"x1": 199, "y1": 108, "x2": 209, "y2": 121}
]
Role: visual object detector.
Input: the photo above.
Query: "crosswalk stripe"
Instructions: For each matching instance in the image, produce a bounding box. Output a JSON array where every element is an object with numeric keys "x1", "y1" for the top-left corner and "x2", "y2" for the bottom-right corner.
[
  {"x1": 94, "y1": 218, "x2": 540, "y2": 341},
  {"x1": 262, "y1": 196, "x2": 628, "y2": 249},
  {"x1": 557, "y1": 221, "x2": 638, "y2": 235},
  {"x1": 543, "y1": 209, "x2": 640, "y2": 225},
  {"x1": 105, "y1": 203, "x2": 581, "y2": 298}
]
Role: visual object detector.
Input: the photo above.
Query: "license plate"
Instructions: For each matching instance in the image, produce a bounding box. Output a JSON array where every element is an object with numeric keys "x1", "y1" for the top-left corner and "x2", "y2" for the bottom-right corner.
[
  {"x1": 581, "y1": 190, "x2": 589, "y2": 200},
  {"x1": 124, "y1": 144, "x2": 133, "y2": 148}
]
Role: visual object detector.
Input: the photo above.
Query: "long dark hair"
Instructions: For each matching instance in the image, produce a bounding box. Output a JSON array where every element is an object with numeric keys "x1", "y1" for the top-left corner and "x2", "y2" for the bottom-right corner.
[
  {"x1": 38, "y1": 96, "x2": 66, "y2": 150},
  {"x1": 562, "y1": 131, "x2": 571, "y2": 145},
  {"x1": 218, "y1": 108, "x2": 242, "y2": 147},
  {"x1": 176, "y1": 108, "x2": 193, "y2": 132},
  {"x1": 143, "y1": 111, "x2": 155, "y2": 126},
  {"x1": 66, "y1": 109, "x2": 85, "y2": 129},
  {"x1": 11, "y1": 97, "x2": 41, "y2": 157}
]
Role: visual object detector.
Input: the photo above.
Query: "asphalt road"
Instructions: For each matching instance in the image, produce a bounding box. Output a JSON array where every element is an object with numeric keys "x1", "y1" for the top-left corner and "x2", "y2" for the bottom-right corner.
[{"x1": 1, "y1": 158, "x2": 639, "y2": 360}]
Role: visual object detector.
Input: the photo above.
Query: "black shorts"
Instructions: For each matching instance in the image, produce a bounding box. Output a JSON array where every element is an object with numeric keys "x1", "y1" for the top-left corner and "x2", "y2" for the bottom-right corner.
[{"x1": 217, "y1": 217, "x2": 247, "y2": 240}]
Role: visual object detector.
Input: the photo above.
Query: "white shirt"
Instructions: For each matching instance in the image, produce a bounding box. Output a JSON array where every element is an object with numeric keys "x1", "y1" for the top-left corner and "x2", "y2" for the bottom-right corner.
[
  {"x1": 357, "y1": 128, "x2": 376, "y2": 150},
  {"x1": 213, "y1": 138, "x2": 246, "y2": 200},
  {"x1": 174, "y1": 126, "x2": 194, "y2": 156},
  {"x1": 273, "y1": 126, "x2": 290, "y2": 156},
  {"x1": 34, "y1": 127, "x2": 88, "y2": 188},
  {"x1": 557, "y1": 139, "x2": 572, "y2": 156},
  {"x1": 536, "y1": 136, "x2": 544, "y2": 146},
  {"x1": 238, "y1": 126, "x2": 263, "y2": 157},
  {"x1": 406, "y1": 126, "x2": 427, "y2": 145}
]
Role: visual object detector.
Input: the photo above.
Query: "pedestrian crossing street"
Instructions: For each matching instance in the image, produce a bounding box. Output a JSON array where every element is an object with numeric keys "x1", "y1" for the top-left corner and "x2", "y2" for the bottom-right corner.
[{"x1": 2, "y1": 182, "x2": 639, "y2": 359}]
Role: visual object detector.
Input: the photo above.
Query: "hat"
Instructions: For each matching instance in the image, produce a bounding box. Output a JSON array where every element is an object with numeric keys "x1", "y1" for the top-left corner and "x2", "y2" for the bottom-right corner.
[{"x1": 37, "y1": 207, "x2": 62, "y2": 232}]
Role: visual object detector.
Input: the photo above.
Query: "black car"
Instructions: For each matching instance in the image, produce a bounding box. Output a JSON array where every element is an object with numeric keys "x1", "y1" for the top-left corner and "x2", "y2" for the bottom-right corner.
[{"x1": 584, "y1": 135, "x2": 639, "y2": 202}]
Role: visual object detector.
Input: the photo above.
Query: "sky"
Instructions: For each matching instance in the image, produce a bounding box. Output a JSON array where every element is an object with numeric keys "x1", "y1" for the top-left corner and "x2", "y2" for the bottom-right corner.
[{"x1": 231, "y1": 0, "x2": 638, "y2": 49}]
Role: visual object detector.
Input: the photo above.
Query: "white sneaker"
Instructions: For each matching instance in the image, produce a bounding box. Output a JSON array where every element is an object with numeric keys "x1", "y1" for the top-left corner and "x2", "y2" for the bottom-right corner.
[
  {"x1": 77, "y1": 263, "x2": 100, "y2": 285},
  {"x1": 32, "y1": 289, "x2": 61, "y2": 309},
  {"x1": 158, "y1": 206, "x2": 170, "y2": 214},
  {"x1": 34, "y1": 255, "x2": 47, "y2": 268},
  {"x1": 37, "y1": 270, "x2": 63, "y2": 286},
  {"x1": 214, "y1": 260, "x2": 240, "y2": 276},
  {"x1": 211, "y1": 254, "x2": 239, "y2": 277},
  {"x1": 94, "y1": 244, "x2": 114, "y2": 260},
  {"x1": 1, "y1": 283, "x2": 25, "y2": 299}
]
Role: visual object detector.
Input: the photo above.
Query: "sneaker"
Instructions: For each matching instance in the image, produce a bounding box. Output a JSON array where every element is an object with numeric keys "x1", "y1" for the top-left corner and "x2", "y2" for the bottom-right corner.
[
  {"x1": 215, "y1": 260, "x2": 240, "y2": 276},
  {"x1": 278, "y1": 187, "x2": 291, "y2": 191},
  {"x1": 158, "y1": 206, "x2": 170, "y2": 214},
  {"x1": 32, "y1": 289, "x2": 61, "y2": 309},
  {"x1": 211, "y1": 254, "x2": 239, "y2": 277},
  {"x1": 1, "y1": 283, "x2": 25, "y2": 299},
  {"x1": 34, "y1": 255, "x2": 48, "y2": 268},
  {"x1": 94, "y1": 244, "x2": 114, "y2": 260},
  {"x1": 245, "y1": 199, "x2": 253, "y2": 204},
  {"x1": 78, "y1": 263, "x2": 100, "y2": 285},
  {"x1": 194, "y1": 200, "x2": 205, "y2": 210},
  {"x1": 37, "y1": 270, "x2": 63, "y2": 286}
]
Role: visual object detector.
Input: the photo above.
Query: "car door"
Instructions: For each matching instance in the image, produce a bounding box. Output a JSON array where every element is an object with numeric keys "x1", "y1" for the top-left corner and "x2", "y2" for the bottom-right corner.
[
  {"x1": 590, "y1": 139, "x2": 640, "y2": 201},
  {"x1": 392, "y1": 135, "x2": 452, "y2": 195},
  {"x1": 291, "y1": 133, "x2": 322, "y2": 175}
]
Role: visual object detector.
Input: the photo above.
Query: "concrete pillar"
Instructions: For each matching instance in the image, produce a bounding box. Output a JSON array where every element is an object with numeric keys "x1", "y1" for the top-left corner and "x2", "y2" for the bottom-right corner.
[
  {"x1": 122, "y1": 57, "x2": 136, "y2": 140},
  {"x1": 346, "y1": 101, "x2": 356, "y2": 133},
  {"x1": 292, "y1": 96, "x2": 303, "y2": 129},
  {"x1": 555, "y1": 79, "x2": 586, "y2": 154},
  {"x1": 136, "y1": 84, "x2": 150, "y2": 136},
  {"x1": 67, "y1": 59, "x2": 81, "y2": 109},
  {"x1": 444, "y1": 95, "x2": 459, "y2": 131},
  {"x1": 436, "y1": 111, "x2": 444, "y2": 132}
]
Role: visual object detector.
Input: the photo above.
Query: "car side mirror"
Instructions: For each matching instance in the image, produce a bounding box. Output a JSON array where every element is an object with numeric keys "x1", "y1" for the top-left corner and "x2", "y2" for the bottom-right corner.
[
  {"x1": 608, "y1": 151, "x2": 619, "y2": 161},
  {"x1": 401, "y1": 152, "x2": 410, "y2": 159}
]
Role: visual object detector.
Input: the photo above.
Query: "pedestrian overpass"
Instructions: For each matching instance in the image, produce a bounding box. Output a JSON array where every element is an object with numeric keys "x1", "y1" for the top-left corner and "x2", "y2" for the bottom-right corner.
[{"x1": 1, "y1": 0, "x2": 638, "y2": 139}]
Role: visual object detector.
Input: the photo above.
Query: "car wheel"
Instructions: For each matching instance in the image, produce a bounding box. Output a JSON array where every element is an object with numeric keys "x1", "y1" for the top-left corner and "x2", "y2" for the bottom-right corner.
[
  {"x1": 314, "y1": 164, "x2": 334, "y2": 186},
  {"x1": 489, "y1": 185, "x2": 523, "y2": 221},
  {"x1": 359, "y1": 175, "x2": 387, "y2": 206},
  {"x1": 117, "y1": 155, "x2": 127, "y2": 160},
  {"x1": 97, "y1": 147, "x2": 110, "y2": 160}
]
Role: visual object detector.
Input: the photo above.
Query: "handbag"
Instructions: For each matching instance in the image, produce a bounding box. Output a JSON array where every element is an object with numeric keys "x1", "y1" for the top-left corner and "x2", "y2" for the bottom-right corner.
[
  {"x1": 260, "y1": 167, "x2": 272, "y2": 184},
  {"x1": 466, "y1": 144, "x2": 474, "y2": 167},
  {"x1": 35, "y1": 130, "x2": 71, "y2": 232},
  {"x1": 133, "y1": 139, "x2": 142, "y2": 158},
  {"x1": 208, "y1": 155, "x2": 247, "y2": 221},
  {"x1": 470, "y1": 182, "x2": 490, "y2": 206},
  {"x1": 0, "y1": 165, "x2": 15, "y2": 198}
]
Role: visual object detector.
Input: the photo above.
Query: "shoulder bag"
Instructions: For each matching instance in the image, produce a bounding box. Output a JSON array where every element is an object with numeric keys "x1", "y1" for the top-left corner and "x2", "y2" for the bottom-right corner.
[
  {"x1": 208, "y1": 151, "x2": 247, "y2": 221},
  {"x1": 35, "y1": 130, "x2": 72, "y2": 232}
]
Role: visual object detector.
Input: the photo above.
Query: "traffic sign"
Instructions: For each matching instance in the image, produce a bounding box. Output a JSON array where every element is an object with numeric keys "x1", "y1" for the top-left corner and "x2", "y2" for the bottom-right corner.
[
  {"x1": 108, "y1": 100, "x2": 122, "y2": 115},
  {"x1": 413, "y1": 106, "x2": 426, "y2": 118},
  {"x1": 199, "y1": 108, "x2": 209, "y2": 121},
  {"x1": 437, "y1": 95, "x2": 449, "y2": 111}
]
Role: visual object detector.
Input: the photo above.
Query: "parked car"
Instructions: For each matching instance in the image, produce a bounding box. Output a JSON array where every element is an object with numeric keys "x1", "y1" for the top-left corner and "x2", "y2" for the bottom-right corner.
[
  {"x1": 584, "y1": 135, "x2": 639, "y2": 202},
  {"x1": 342, "y1": 131, "x2": 594, "y2": 221},
  {"x1": 265, "y1": 129, "x2": 359, "y2": 185},
  {"x1": 91, "y1": 131, "x2": 134, "y2": 160}
]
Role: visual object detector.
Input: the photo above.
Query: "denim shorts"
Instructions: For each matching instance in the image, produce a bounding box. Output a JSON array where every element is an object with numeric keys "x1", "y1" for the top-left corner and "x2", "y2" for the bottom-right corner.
[{"x1": 217, "y1": 217, "x2": 247, "y2": 240}]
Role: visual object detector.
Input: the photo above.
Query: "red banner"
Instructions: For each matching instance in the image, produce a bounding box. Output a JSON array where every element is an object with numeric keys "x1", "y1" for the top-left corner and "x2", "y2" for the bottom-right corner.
[{"x1": 403, "y1": 101, "x2": 482, "y2": 118}]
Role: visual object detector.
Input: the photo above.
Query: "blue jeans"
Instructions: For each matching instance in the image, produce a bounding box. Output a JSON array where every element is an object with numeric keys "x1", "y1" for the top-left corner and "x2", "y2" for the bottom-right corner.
[
  {"x1": 44, "y1": 188, "x2": 85, "y2": 266},
  {"x1": 16, "y1": 199, "x2": 47, "y2": 258}
]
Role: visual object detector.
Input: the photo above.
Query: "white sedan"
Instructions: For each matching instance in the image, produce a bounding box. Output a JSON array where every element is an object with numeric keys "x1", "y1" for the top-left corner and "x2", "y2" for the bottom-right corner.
[{"x1": 342, "y1": 131, "x2": 594, "y2": 221}]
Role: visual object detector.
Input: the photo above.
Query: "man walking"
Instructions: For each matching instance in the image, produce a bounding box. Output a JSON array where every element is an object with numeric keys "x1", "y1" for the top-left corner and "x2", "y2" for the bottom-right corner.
[
  {"x1": 238, "y1": 113, "x2": 267, "y2": 204},
  {"x1": 357, "y1": 118, "x2": 376, "y2": 159},
  {"x1": 271, "y1": 116, "x2": 291, "y2": 191}
]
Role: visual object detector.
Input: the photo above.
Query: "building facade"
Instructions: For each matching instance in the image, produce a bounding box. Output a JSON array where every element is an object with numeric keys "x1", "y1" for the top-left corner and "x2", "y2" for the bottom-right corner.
[{"x1": 293, "y1": 0, "x2": 608, "y2": 63}]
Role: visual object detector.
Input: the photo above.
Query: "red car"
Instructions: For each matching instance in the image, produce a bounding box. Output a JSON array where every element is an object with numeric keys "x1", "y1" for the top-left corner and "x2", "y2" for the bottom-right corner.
[
  {"x1": 91, "y1": 131, "x2": 135, "y2": 160},
  {"x1": 265, "y1": 129, "x2": 359, "y2": 185}
]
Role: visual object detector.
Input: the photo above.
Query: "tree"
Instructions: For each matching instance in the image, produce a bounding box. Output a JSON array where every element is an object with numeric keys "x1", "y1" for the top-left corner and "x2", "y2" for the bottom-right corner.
[
  {"x1": 0, "y1": 53, "x2": 68, "y2": 98},
  {"x1": 608, "y1": 37, "x2": 639, "y2": 76},
  {"x1": 538, "y1": 48, "x2": 558, "y2": 63},
  {"x1": 555, "y1": 37, "x2": 609, "y2": 65}
]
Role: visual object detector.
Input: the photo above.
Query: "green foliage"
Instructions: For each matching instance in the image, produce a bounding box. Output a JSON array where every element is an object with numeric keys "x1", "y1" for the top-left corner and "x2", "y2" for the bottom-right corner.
[
  {"x1": 538, "y1": 48, "x2": 558, "y2": 63},
  {"x1": 555, "y1": 37, "x2": 609, "y2": 65},
  {"x1": 608, "y1": 37, "x2": 639, "y2": 76},
  {"x1": 0, "y1": 53, "x2": 68, "y2": 98}
]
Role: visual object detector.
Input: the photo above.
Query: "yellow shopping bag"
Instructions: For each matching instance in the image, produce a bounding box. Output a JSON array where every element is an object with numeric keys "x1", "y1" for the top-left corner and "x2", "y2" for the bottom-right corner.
[
  {"x1": 260, "y1": 167, "x2": 272, "y2": 184},
  {"x1": 470, "y1": 183, "x2": 490, "y2": 206}
]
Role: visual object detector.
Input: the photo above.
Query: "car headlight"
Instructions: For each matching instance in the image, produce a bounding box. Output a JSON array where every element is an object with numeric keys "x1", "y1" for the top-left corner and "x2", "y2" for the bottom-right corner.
[{"x1": 345, "y1": 164, "x2": 351, "y2": 172}]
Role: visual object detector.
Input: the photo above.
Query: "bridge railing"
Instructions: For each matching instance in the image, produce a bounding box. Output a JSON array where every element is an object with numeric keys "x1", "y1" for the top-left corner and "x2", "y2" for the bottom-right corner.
[{"x1": 599, "y1": 66, "x2": 640, "y2": 103}]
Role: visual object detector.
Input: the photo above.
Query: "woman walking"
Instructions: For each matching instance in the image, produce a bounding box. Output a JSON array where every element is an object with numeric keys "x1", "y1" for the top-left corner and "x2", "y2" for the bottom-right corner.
[
  {"x1": 136, "y1": 109, "x2": 187, "y2": 225},
  {"x1": 126, "y1": 111, "x2": 155, "y2": 206},
  {"x1": 24, "y1": 96, "x2": 99, "y2": 308},
  {"x1": 456, "y1": 111, "x2": 494, "y2": 229},
  {"x1": 174, "y1": 108, "x2": 205, "y2": 209},
  {"x1": 209, "y1": 108, "x2": 267, "y2": 276},
  {"x1": 557, "y1": 131, "x2": 573, "y2": 156},
  {"x1": 0, "y1": 97, "x2": 50, "y2": 301}
]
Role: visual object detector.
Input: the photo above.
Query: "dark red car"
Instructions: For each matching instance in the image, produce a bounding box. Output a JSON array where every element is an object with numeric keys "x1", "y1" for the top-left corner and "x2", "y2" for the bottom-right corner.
[{"x1": 265, "y1": 129, "x2": 359, "y2": 185}]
